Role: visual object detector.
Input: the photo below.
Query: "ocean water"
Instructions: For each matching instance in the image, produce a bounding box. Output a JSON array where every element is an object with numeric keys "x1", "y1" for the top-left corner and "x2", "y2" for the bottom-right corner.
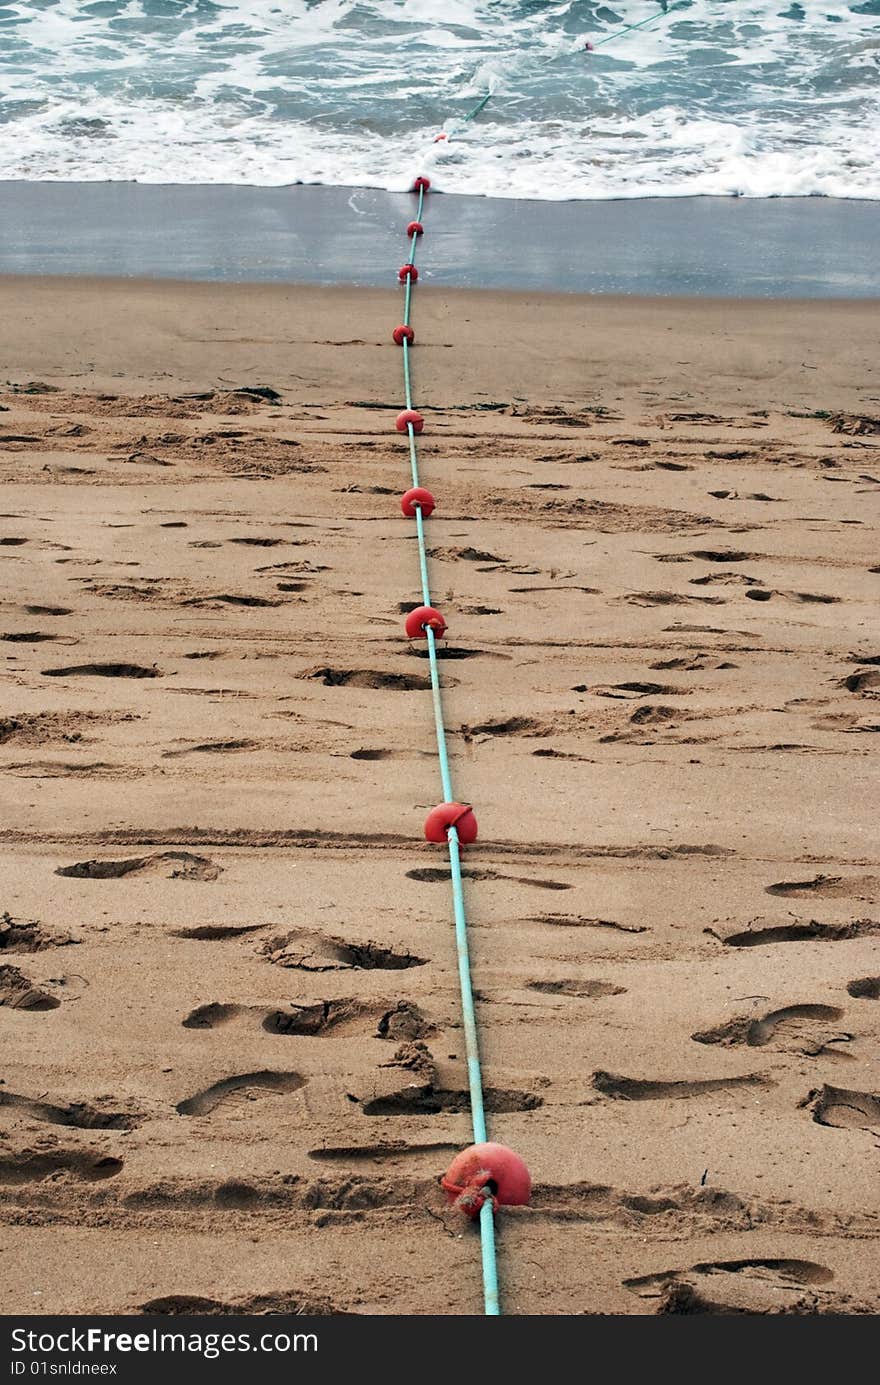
[{"x1": 0, "y1": 1, "x2": 878, "y2": 200}]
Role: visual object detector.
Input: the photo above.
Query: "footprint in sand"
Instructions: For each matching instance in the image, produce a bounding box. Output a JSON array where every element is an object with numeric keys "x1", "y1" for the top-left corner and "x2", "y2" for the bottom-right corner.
[
  {"x1": 624, "y1": 1257, "x2": 834, "y2": 1314},
  {"x1": 0, "y1": 1150, "x2": 123, "y2": 1184},
  {"x1": 528, "y1": 980, "x2": 626, "y2": 998},
  {"x1": 811, "y1": 711, "x2": 880, "y2": 734},
  {"x1": 41, "y1": 662, "x2": 162, "y2": 679},
  {"x1": 624, "y1": 591, "x2": 723, "y2": 607},
  {"x1": 427, "y1": 545, "x2": 507, "y2": 565},
  {"x1": 176, "y1": 1071, "x2": 306, "y2": 1117},
  {"x1": 0, "y1": 914, "x2": 78, "y2": 952},
  {"x1": 586, "y1": 682, "x2": 685, "y2": 699},
  {"x1": 460, "y1": 715, "x2": 550, "y2": 738},
  {"x1": 0, "y1": 964, "x2": 60, "y2": 1011},
  {"x1": 692, "y1": 1004, "x2": 850, "y2": 1057},
  {"x1": 297, "y1": 665, "x2": 439, "y2": 692},
  {"x1": 138, "y1": 1291, "x2": 339, "y2": 1316},
  {"x1": 706, "y1": 918, "x2": 880, "y2": 948},
  {"x1": 804, "y1": 1084, "x2": 880, "y2": 1135},
  {"x1": 361, "y1": 1085, "x2": 542, "y2": 1117},
  {"x1": 0, "y1": 711, "x2": 133, "y2": 747},
  {"x1": 162, "y1": 739, "x2": 257, "y2": 758},
  {"x1": 841, "y1": 669, "x2": 880, "y2": 696},
  {"x1": 526, "y1": 915, "x2": 647, "y2": 934},
  {"x1": 170, "y1": 923, "x2": 263, "y2": 941},
  {"x1": 408, "y1": 645, "x2": 499, "y2": 662},
  {"x1": 56, "y1": 851, "x2": 222, "y2": 881},
  {"x1": 183, "y1": 593, "x2": 283, "y2": 609},
  {"x1": 181, "y1": 998, "x2": 432, "y2": 1040},
  {"x1": 308, "y1": 1139, "x2": 459, "y2": 1163},
  {"x1": 227, "y1": 537, "x2": 288, "y2": 548},
  {"x1": 690, "y1": 572, "x2": 763, "y2": 589},
  {"x1": 0, "y1": 1088, "x2": 137, "y2": 1130},
  {"x1": 847, "y1": 977, "x2": 880, "y2": 1000},
  {"x1": 592, "y1": 1070, "x2": 770, "y2": 1101},
  {"x1": 406, "y1": 866, "x2": 571, "y2": 890},
  {"x1": 766, "y1": 874, "x2": 880, "y2": 903},
  {"x1": 688, "y1": 549, "x2": 758, "y2": 563},
  {"x1": 260, "y1": 930, "x2": 426, "y2": 972}
]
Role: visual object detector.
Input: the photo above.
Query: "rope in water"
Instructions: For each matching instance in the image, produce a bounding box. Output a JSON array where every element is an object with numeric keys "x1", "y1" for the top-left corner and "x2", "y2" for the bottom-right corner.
[
  {"x1": 440, "y1": 2, "x2": 688, "y2": 138},
  {"x1": 395, "y1": 180, "x2": 501, "y2": 1316},
  {"x1": 582, "y1": 0, "x2": 688, "y2": 52}
]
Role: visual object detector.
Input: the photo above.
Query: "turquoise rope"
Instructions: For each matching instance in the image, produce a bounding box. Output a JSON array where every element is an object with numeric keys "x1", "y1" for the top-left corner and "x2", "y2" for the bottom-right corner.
[
  {"x1": 447, "y1": 821, "x2": 500, "y2": 1317},
  {"x1": 463, "y1": 90, "x2": 493, "y2": 123},
  {"x1": 399, "y1": 214, "x2": 500, "y2": 1313},
  {"x1": 458, "y1": 3, "x2": 687, "y2": 122},
  {"x1": 414, "y1": 507, "x2": 433, "y2": 637},
  {"x1": 403, "y1": 337, "x2": 414, "y2": 412},
  {"x1": 401, "y1": 186, "x2": 422, "y2": 410},
  {"x1": 590, "y1": 1, "x2": 688, "y2": 50},
  {"x1": 395, "y1": 5, "x2": 686, "y2": 1316}
]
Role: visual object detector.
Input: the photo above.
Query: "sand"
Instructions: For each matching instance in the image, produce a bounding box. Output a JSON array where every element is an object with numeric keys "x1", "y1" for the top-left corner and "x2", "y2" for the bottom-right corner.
[{"x1": 0, "y1": 276, "x2": 878, "y2": 1317}]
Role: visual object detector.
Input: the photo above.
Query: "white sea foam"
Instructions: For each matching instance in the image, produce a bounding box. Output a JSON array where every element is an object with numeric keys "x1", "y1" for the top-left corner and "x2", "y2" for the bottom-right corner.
[{"x1": 0, "y1": 1, "x2": 877, "y2": 199}]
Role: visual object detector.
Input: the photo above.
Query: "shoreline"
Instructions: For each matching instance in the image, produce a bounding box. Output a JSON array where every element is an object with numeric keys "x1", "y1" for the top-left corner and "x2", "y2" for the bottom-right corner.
[{"x1": 1, "y1": 182, "x2": 879, "y2": 297}]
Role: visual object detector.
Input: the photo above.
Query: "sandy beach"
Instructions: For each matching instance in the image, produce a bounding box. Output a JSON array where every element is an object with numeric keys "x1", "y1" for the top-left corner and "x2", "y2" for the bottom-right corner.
[{"x1": 0, "y1": 275, "x2": 878, "y2": 1316}]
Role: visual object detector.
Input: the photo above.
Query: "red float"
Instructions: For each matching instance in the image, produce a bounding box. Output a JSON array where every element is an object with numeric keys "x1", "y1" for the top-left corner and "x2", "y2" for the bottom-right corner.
[
  {"x1": 398, "y1": 263, "x2": 419, "y2": 282},
  {"x1": 442, "y1": 1143, "x2": 531, "y2": 1218},
  {"x1": 404, "y1": 604, "x2": 446, "y2": 639},
  {"x1": 400, "y1": 486, "x2": 435, "y2": 518},
  {"x1": 412, "y1": 175, "x2": 431, "y2": 192},
  {"x1": 396, "y1": 409, "x2": 424, "y2": 433},
  {"x1": 406, "y1": 220, "x2": 424, "y2": 237},
  {"x1": 424, "y1": 801, "x2": 477, "y2": 845},
  {"x1": 392, "y1": 324, "x2": 415, "y2": 346}
]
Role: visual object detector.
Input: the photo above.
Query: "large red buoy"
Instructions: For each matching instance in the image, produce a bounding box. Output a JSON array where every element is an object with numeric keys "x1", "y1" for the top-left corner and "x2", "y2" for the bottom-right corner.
[
  {"x1": 398, "y1": 263, "x2": 418, "y2": 282},
  {"x1": 442, "y1": 1143, "x2": 531, "y2": 1218},
  {"x1": 404, "y1": 604, "x2": 446, "y2": 639},
  {"x1": 393, "y1": 324, "x2": 415, "y2": 346},
  {"x1": 396, "y1": 409, "x2": 424, "y2": 433},
  {"x1": 424, "y1": 801, "x2": 477, "y2": 845},
  {"x1": 412, "y1": 176, "x2": 431, "y2": 192},
  {"x1": 407, "y1": 220, "x2": 424, "y2": 237},
  {"x1": 400, "y1": 486, "x2": 435, "y2": 518}
]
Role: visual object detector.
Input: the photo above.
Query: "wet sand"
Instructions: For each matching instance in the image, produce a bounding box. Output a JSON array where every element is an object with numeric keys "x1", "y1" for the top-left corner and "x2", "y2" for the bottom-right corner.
[
  {"x1": 0, "y1": 277, "x2": 878, "y2": 1316},
  {"x1": 1, "y1": 184, "x2": 879, "y2": 297}
]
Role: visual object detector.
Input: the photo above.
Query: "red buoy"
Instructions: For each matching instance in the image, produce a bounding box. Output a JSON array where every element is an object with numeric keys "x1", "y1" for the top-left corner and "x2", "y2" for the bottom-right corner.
[
  {"x1": 393, "y1": 324, "x2": 415, "y2": 346},
  {"x1": 400, "y1": 486, "x2": 435, "y2": 518},
  {"x1": 396, "y1": 409, "x2": 424, "y2": 433},
  {"x1": 424, "y1": 801, "x2": 477, "y2": 845},
  {"x1": 405, "y1": 604, "x2": 446, "y2": 639},
  {"x1": 398, "y1": 263, "x2": 418, "y2": 282},
  {"x1": 406, "y1": 220, "x2": 424, "y2": 237},
  {"x1": 412, "y1": 176, "x2": 431, "y2": 192},
  {"x1": 442, "y1": 1143, "x2": 531, "y2": 1218}
]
